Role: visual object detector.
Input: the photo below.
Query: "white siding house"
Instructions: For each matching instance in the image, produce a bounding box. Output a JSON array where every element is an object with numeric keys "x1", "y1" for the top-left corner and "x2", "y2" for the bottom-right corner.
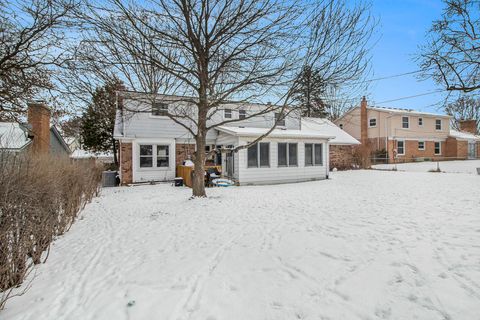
[{"x1": 114, "y1": 92, "x2": 338, "y2": 185}]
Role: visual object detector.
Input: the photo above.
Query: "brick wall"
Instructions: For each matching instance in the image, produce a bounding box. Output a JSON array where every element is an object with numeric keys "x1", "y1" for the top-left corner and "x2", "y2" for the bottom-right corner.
[
  {"x1": 391, "y1": 139, "x2": 445, "y2": 161},
  {"x1": 330, "y1": 145, "x2": 355, "y2": 170},
  {"x1": 120, "y1": 142, "x2": 132, "y2": 185}
]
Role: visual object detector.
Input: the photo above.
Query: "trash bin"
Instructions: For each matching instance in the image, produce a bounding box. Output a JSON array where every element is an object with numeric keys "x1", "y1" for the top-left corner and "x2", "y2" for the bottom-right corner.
[
  {"x1": 102, "y1": 171, "x2": 117, "y2": 187},
  {"x1": 174, "y1": 177, "x2": 184, "y2": 187}
]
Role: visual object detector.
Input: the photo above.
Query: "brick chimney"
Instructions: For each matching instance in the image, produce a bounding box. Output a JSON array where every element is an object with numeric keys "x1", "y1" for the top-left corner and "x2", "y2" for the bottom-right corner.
[
  {"x1": 360, "y1": 96, "x2": 368, "y2": 144},
  {"x1": 459, "y1": 119, "x2": 477, "y2": 135},
  {"x1": 27, "y1": 101, "x2": 50, "y2": 153}
]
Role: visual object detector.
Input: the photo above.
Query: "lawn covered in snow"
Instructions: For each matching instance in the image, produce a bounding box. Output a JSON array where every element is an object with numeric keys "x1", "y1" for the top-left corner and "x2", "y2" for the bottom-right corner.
[
  {"x1": 3, "y1": 170, "x2": 480, "y2": 320},
  {"x1": 373, "y1": 159, "x2": 480, "y2": 174}
]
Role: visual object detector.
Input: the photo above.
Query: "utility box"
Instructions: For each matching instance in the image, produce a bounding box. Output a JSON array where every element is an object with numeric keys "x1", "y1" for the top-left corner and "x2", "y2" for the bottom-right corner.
[
  {"x1": 102, "y1": 171, "x2": 117, "y2": 187},
  {"x1": 174, "y1": 177, "x2": 184, "y2": 187}
]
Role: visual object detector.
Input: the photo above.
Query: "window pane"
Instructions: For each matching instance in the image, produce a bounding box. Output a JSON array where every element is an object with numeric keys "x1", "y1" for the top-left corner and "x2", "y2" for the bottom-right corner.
[
  {"x1": 288, "y1": 143, "x2": 297, "y2": 166},
  {"x1": 239, "y1": 110, "x2": 246, "y2": 119},
  {"x1": 247, "y1": 144, "x2": 258, "y2": 167},
  {"x1": 140, "y1": 156, "x2": 153, "y2": 167},
  {"x1": 314, "y1": 144, "x2": 323, "y2": 165},
  {"x1": 369, "y1": 118, "x2": 376, "y2": 127},
  {"x1": 140, "y1": 145, "x2": 152, "y2": 155},
  {"x1": 224, "y1": 109, "x2": 232, "y2": 118},
  {"x1": 418, "y1": 118, "x2": 423, "y2": 125},
  {"x1": 260, "y1": 143, "x2": 269, "y2": 167},
  {"x1": 436, "y1": 120, "x2": 442, "y2": 130},
  {"x1": 305, "y1": 143, "x2": 313, "y2": 166},
  {"x1": 157, "y1": 145, "x2": 169, "y2": 167},
  {"x1": 275, "y1": 113, "x2": 286, "y2": 126},
  {"x1": 435, "y1": 142, "x2": 440, "y2": 154},
  {"x1": 402, "y1": 117, "x2": 409, "y2": 128},
  {"x1": 152, "y1": 103, "x2": 168, "y2": 116},
  {"x1": 278, "y1": 143, "x2": 287, "y2": 166},
  {"x1": 397, "y1": 141, "x2": 404, "y2": 154}
]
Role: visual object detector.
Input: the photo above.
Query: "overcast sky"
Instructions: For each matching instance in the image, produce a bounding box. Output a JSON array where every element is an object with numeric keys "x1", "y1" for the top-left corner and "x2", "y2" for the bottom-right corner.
[{"x1": 366, "y1": 0, "x2": 446, "y2": 113}]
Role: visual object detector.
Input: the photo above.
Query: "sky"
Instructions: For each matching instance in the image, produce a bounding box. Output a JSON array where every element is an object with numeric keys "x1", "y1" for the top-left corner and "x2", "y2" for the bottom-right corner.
[{"x1": 365, "y1": 0, "x2": 446, "y2": 113}]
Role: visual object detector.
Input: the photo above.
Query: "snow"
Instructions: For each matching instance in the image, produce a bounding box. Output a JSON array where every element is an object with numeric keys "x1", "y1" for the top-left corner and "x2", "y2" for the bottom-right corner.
[
  {"x1": 367, "y1": 106, "x2": 451, "y2": 119},
  {"x1": 3, "y1": 169, "x2": 480, "y2": 320},
  {"x1": 301, "y1": 117, "x2": 360, "y2": 145},
  {"x1": 216, "y1": 125, "x2": 335, "y2": 139},
  {"x1": 0, "y1": 122, "x2": 30, "y2": 150},
  {"x1": 373, "y1": 160, "x2": 480, "y2": 174},
  {"x1": 449, "y1": 129, "x2": 480, "y2": 141},
  {"x1": 70, "y1": 149, "x2": 114, "y2": 160}
]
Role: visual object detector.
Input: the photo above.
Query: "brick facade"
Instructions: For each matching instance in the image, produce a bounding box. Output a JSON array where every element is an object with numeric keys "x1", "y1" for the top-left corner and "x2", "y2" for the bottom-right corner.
[
  {"x1": 330, "y1": 145, "x2": 355, "y2": 170},
  {"x1": 389, "y1": 139, "x2": 445, "y2": 161},
  {"x1": 120, "y1": 142, "x2": 132, "y2": 185}
]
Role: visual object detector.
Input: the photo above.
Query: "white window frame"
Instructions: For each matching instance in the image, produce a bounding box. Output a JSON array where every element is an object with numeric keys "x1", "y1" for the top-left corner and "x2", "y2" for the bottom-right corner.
[
  {"x1": 239, "y1": 109, "x2": 246, "y2": 120},
  {"x1": 435, "y1": 119, "x2": 442, "y2": 131},
  {"x1": 277, "y1": 142, "x2": 298, "y2": 167},
  {"x1": 368, "y1": 117, "x2": 377, "y2": 128},
  {"x1": 151, "y1": 102, "x2": 169, "y2": 117},
  {"x1": 396, "y1": 140, "x2": 405, "y2": 155},
  {"x1": 305, "y1": 143, "x2": 324, "y2": 166},
  {"x1": 418, "y1": 141, "x2": 425, "y2": 150},
  {"x1": 402, "y1": 116, "x2": 409, "y2": 129},
  {"x1": 275, "y1": 112, "x2": 286, "y2": 127},
  {"x1": 247, "y1": 142, "x2": 270, "y2": 168},
  {"x1": 138, "y1": 144, "x2": 170, "y2": 169},
  {"x1": 224, "y1": 108, "x2": 232, "y2": 119},
  {"x1": 434, "y1": 141, "x2": 441, "y2": 155},
  {"x1": 418, "y1": 117, "x2": 423, "y2": 126}
]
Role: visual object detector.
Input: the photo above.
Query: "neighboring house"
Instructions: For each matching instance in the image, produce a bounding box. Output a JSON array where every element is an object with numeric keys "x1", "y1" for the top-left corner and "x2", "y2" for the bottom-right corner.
[
  {"x1": 301, "y1": 117, "x2": 360, "y2": 169},
  {"x1": 114, "y1": 91, "x2": 336, "y2": 185},
  {"x1": 0, "y1": 102, "x2": 71, "y2": 156},
  {"x1": 66, "y1": 136, "x2": 115, "y2": 164},
  {"x1": 335, "y1": 97, "x2": 479, "y2": 161}
]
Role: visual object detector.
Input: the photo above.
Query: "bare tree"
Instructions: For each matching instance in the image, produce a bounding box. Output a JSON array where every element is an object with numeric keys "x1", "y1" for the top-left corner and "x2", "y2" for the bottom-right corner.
[
  {"x1": 77, "y1": 0, "x2": 374, "y2": 197},
  {"x1": 419, "y1": 0, "x2": 480, "y2": 93},
  {"x1": 0, "y1": 0, "x2": 76, "y2": 120},
  {"x1": 445, "y1": 95, "x2": 480, "y2": 131}
]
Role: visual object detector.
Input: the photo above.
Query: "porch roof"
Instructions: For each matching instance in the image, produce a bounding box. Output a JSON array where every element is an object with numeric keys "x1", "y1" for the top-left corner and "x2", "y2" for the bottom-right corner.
[
  {"x1": 216, "y1": 126, "x2": 335, "y2": 140},
  {"x1": 449, "y1": 129, "x2": 480, "y2": 141}
]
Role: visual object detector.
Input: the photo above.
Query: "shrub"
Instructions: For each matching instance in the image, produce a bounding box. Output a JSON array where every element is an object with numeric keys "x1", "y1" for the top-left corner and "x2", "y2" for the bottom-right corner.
[{"x1": 0, "y1": 152, "x2": 102, "y2": 309}]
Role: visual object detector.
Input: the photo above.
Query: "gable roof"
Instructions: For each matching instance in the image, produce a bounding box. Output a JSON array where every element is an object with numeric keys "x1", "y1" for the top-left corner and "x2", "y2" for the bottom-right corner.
[
  {"x1": 0, "y1": 122, "x2": 32, "y2": 150},
  {"x1": 216, "y1": 126, "x2": 334, "y2": 139},
  {"x1": 301, "y1": 117, "x2": 360, "y2": 145}
]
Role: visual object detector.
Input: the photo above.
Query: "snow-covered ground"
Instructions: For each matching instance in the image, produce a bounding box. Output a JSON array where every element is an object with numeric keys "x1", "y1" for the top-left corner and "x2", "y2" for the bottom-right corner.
[
  {"x1": 373, "y1": 159, "x2": 480, "y2": 174},
  {"x1": 3, "y1": 170, "x2": 480, "y2": 320}
]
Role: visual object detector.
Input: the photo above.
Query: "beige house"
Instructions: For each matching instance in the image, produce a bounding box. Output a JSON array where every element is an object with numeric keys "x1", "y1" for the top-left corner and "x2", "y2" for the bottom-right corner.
[{"x1": 335, "y1": 97, "x2": 480, "y2": 161}]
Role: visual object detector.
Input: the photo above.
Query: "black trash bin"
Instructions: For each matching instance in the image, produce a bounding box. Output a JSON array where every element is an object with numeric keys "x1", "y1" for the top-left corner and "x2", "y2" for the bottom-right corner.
[{"x1": 174, "y1": 177, "x2": 184, "y2": 187}]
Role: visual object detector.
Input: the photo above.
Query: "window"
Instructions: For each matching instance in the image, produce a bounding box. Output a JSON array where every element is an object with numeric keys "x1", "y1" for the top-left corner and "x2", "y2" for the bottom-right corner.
[
  {"x1": 152, "y1": 102, "x2": 168, "y2": 116},
  {"x1": 434, "y1": 142, "x2": 441, "y2": 155},
  {"x1": 205, "y1": 145, "x2": 211, "y2": 153},
  {"x1": 369, "y1": 118, "x2": 377, "y2": 127},
  {"x1": 278, "y1": 143, "x2": 297, "y2": 167},
  {"x1": 156, "y1": 145, "x2": 169, "y2": 167},
  {"x1": 139, "y1": 145, "x2": 169, "y2": 168},
  {"x1": 418, "y1": 141, "x2": 425, "y2": 150},
  {"x1": 402, "y1": 116, "x2": 409, "y2": 129},
  {"x1": 247, "y1": 142, "x2": 269, "y2": 167},
  {"x1": 275, "y1": 112, "x2": 286, "y2": 126},
  {"x1": 305, "y1": 143, "x2": 323, "y2": 166},
  {"x1": 239, "y1": 109, "x2": 246, "y2": 119},
  {"x1": 435, "y1": 119, "x2": 442, "y2": 130},
  {"x1": 418, "y1": 118, "x2": 423, "y2": 126},
  {"x1": 140, "y1": 145, "x2": 153, "y2": 167},
  {"x1": 224, "y1": 108, "x2": 232, "y2": 119},
  {"x1": 396, "y1": 140, "x2": 405, "y2": 155}
]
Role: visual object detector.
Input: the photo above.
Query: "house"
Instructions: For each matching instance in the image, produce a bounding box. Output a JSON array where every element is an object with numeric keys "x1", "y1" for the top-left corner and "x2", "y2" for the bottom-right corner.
[
  {"x1": 335, "y1": 97, "x2": 480, "y2": 161},
  {"x1": 114, "y1": 91, "x2": 338, "y2": 185},
  {"x1": 0, "y1": 102, "x2": 71, "y2": 155},
  {"x1": 301, "y1": 117, "x2": 360, "y2": 169}
]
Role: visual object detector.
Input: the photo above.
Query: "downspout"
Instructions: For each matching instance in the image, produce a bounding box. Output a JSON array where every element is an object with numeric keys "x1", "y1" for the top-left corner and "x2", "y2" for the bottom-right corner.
[{"x1": 385, "y1": 113, "x2": 394, "y2": 159}]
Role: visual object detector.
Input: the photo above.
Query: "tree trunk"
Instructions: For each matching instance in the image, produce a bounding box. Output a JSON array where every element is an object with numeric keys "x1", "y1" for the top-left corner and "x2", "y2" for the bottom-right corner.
[{"x1": 191, "y1": 132, "x2": 206, "y2": 197}]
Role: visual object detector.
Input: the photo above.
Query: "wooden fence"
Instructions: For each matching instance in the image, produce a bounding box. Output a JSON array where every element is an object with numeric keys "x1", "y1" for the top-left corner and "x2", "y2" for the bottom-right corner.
[{"x1": 176, "y1": 165, "x2": 222, "y2": 188}]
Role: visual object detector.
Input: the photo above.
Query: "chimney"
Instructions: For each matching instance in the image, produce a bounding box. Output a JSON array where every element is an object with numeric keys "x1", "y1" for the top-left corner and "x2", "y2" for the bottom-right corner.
[
  {"x1": 27, "y1": 101, "x2": 50, "y2": 154},
  {"x1": 360, "y1": 96, "x2": 368, "y2": 144},
  {"x1": 459, "y1": 119, "x2": 477, "y2": 135}
]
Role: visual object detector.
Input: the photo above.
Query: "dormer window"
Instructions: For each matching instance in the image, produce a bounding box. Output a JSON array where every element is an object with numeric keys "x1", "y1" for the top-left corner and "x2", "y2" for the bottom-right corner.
[
  {"x1": 402, "y1": 116, "x2": 409, "y2": 129},
  {"x1": 369, "y1": 118, "x2": 377, "y2": 127},
  {"x1": 224, "y1": 108, "x2": 232, "y2": 119},
  {"x1": 275, "y1": 112, "x2": 286, "y2": 126},
  {"x1": 152, "y1": 102, "x2": 168, "y2": 116},
  {"x1": 239, "y1": 109, "x2": 246, "y2": 119}
]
